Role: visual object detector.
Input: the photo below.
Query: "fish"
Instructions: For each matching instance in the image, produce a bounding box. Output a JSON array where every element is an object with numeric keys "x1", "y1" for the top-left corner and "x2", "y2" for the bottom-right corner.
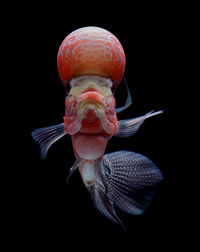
[{"x1": 31, "y1": 27, "x2": 163, "y2": 229}]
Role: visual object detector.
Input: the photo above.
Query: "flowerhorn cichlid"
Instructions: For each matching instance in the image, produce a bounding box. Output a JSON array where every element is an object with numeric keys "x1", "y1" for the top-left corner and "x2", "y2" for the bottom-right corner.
[{"x1": 31, "y1": 27, "x2": 163, "y2": 229}]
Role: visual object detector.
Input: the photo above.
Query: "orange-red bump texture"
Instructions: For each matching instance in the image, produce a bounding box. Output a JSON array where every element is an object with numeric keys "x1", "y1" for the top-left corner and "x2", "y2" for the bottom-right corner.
[{"x1": 57, "y1": 26, "x2": 126, "y2": 87}]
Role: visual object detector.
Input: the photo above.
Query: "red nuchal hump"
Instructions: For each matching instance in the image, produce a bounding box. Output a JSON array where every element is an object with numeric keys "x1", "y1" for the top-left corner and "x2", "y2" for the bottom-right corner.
[{"x1": 57, "y1": 26, "x2": 126, "y2": 87}]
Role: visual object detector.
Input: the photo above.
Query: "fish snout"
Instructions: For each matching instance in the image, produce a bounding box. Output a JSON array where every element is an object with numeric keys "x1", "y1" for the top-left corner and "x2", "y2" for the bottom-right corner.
[
  {"x1": 77, "y1": 91, "x2": 105, "y2": 122},
  {"x1": 77, "y1": 91, "x2": 105, "y2": 105}
]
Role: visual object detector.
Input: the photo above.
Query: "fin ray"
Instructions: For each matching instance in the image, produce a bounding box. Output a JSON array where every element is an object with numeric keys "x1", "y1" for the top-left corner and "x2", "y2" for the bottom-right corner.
[
  {"x1": 115, "y1": 110, "x2": 163, "y2": 138},
  {"x1": 103, "y1": 151, "x2": 163, "y2": 215},
  {"x1": 66, "y1": 157, "x2": 82, "y2": 184},
  {"x1": 115, "y1": 78, "x2": 132, "y2": 114},
  {"x1": 89, "y1": 184, "x2": 126, "y2": 229},
  {"x1": 31, "y1": 123, "x2": 66, "y2": 159}
]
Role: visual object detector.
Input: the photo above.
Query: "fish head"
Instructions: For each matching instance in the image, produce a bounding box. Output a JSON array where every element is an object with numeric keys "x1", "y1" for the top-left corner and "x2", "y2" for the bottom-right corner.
[{"x1": 64, "y1": 76, "x2": 118, "y2": 160}]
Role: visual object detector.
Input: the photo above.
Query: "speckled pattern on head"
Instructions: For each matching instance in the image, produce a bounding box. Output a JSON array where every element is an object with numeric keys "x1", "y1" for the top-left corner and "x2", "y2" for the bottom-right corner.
[{"x1": 57, "y1": 26, "x2": 126, "y2": 87}]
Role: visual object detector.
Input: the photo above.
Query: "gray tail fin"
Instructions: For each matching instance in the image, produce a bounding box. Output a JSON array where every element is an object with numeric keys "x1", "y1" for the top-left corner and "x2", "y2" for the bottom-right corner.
[
  {"x1": 102, "y1": 151, "x2": 163, "y2": 216},
  {"x1": 88, "y1": 151, "x2": 163, "y2": 229}
]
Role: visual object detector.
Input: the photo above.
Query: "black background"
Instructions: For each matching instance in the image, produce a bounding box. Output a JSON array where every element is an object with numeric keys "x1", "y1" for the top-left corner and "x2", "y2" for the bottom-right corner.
[{"x1": 10, "y1": 3, "x2": 188, "y2": 250}]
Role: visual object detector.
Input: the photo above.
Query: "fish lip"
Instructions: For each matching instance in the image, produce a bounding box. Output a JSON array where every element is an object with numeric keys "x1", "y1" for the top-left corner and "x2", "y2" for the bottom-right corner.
[
  {"x1": 81, "y1": 88, "x2": 103, "y2": 95},
  {"x1": 77, "y1": 91, "x2": 105, "y2": 105}
]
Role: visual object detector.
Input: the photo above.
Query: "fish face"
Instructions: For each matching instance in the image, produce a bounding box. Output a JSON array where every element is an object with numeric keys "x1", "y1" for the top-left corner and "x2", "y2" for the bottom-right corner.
[{"x1": 64, "y1": 76, "x2": 118, "y2": 160}]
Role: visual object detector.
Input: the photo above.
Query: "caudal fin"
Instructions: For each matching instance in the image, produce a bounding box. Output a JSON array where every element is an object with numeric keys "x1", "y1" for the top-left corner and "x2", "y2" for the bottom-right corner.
[
  {"x1": 88, "y1": 151, "x2": 163, "y2": 229},
  {"x1": 102, "y1": 151, "x2": 163, "y2": 216}
]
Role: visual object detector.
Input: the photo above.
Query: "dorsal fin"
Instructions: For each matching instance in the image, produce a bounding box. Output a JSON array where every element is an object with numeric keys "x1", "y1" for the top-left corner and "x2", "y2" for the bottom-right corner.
[{"x1": 115, "y1": 78, "x2": 132, "y2": 114}]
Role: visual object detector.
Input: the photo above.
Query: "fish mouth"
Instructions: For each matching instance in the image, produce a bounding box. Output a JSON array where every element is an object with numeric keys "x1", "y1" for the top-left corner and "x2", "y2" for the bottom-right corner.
[
  {"x1": 81, "y1": 88, "x2": 102, "y2": 94},
  {"x1": 66, "y1": 101, "x2": 116, "y2": 136},
  {"x1": 77, "y1": 94, "x2": 116, "y2": 135},
  {"x1": 65, "y1": 88, "x2": 117, "y2": 136},
  {"x1": 76, "y1": 90, "x2": 104, "y2": 123},
  {"x1": 77, "y1": 90, "x2": 105, "y2": 105}
]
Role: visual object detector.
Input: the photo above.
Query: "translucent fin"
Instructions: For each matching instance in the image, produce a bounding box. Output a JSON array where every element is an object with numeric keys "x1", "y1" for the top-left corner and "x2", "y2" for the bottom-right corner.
[
  {"x1": 66, "y1": 157, "x2": 82, "y2": 184},
  {"x1": 95, "y1": 159, "x2": 107, "y2": 194},
  {"x1": 115, "y1": 78, "x2": 132, "y2": 114},
  {"x1": 103, "y1": 151, "x2": 163, "y2": 215},
  {"x1": 89, "y1": 183, "x2": 126, "y2": 230},
  {"x1": 115, "y1": 110, "x2": 163, "y2": 138},
  {"x1": 31, "y1": 123, "x2": 66, "y2": 159}
]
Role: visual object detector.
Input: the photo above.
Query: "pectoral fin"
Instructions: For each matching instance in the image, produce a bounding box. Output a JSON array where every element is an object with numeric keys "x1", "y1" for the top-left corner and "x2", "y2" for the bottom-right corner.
[
  {"x1": 115, "y1": 110, "x2": 163, "y2": 138},
  {"x1": 31, "y1": 123, "x2": 66, "y2": 159}
]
